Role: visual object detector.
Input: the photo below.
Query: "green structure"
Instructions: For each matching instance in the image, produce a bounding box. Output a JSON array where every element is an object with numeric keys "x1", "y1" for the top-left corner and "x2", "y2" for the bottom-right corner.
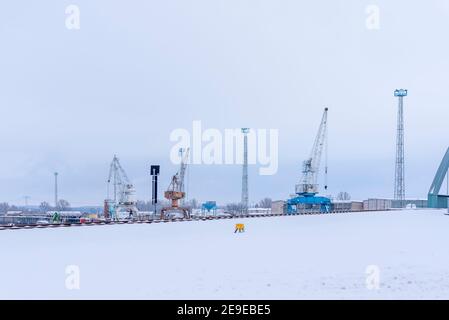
[
  {"x1": 52, "y1": 211, "x2": 61, "y2": 223},
  {"x1": 428, "y1": 147, "x2": 449, "y2": 208}
]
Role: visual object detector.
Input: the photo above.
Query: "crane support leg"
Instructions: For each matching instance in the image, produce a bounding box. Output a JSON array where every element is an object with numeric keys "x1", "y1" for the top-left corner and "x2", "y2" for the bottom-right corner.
[{"x1": 428, "y1": 147, "x2": 449, "y2": 208}]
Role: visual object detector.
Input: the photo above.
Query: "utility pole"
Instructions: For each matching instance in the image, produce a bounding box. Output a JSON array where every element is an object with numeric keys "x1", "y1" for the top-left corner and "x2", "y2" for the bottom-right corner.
[
  {"x1": 54, "y1": 172, "x2": 59, "y2": 208},
  {"x1": 24, "y1": 196, "x2": 30, "y2": 211},
  {"x1": 151, "y1": 165, "x2": 160, "y2": 220},
  {"x1": 113, "y1": 155, "x2": 118, "y2": 204},
  {"x1": 241, "y1": 128, "x2": 249, "y2": 215},
  {"x1": 394, "y1": 89, "x2": 407, "y2": 208}
]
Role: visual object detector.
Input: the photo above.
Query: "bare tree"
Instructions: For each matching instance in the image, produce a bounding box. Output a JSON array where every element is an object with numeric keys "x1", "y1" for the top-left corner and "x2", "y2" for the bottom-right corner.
[
  {"x1": 188, "y1": 198, "x2": 198, "y2": 209},
  {"x1": 39, "y1": 201, "x2": 51, "y2": 212},
  {"x1": 136, "y1": 200, "x2": 151, "y2": 211},
  {"x1": 336, "y1": 192, "x2": 351, "y2": 201},
  {"x1": 258, "y1": 198, "x2": 272, "y2": 208},
  {"x1": 225, "y1": 202, "x2": 244, "y2": 214},
  {"x1": 0, "y1": 202, "x2": 9, "y2": 214},
  {"x1": 56, "y1": 199, "x2": 71, "y2": 211}
]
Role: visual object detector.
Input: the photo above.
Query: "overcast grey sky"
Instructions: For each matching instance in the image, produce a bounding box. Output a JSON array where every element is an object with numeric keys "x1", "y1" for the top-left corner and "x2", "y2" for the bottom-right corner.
[{"x1": 1, "y1": 1, "x2": 449, "y2": 206}]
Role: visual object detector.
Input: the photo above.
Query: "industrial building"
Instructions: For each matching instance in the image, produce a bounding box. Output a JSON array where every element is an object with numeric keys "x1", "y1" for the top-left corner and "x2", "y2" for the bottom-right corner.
[
  {"x1": 332, "y1": 201, "x2": 363, "y2": 212},
  {"x1": 363, "y1": 199, "x2": 392, "y2": 211}
]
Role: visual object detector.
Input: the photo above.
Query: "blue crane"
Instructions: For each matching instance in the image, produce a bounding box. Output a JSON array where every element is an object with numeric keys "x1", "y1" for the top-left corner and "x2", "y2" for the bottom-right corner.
[{"x1": 287, "y1": 108, "x2": 331, "y2": 213}]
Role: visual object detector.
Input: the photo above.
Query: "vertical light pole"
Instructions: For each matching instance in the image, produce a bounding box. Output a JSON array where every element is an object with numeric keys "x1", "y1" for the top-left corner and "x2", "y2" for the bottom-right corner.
[
  {"x1": 24, "y1": 195, "x2": 30, "y2": 211},
  {"x1": 113, "y1": 155, "x2": 118, "y2": 204},
  {"x1": 54, "y1": 172, "x2": 59, "y2": 208},
  {"x1": 151, "y1": 165, "x2": 160, "y2": 220},
  {"x1": 394, "y1": 89, "x2": 407, "y2": 208},
  {"x1": 241, "y1": 128, "x2": 249, "y2": 215}
]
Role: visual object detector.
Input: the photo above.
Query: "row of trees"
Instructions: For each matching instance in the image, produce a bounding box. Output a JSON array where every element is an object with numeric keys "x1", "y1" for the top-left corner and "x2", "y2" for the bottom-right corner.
[
  {"x1": 134, "y1": 197, "x2": 273, "y2": 213},
  {"x1": 335, "y1": 192, "x2": 351, "y2": 201},
  {"x1": 0, "y1": 200, "x2": 71, "y2": 214},
  {"x1": 38, "y1": 200, "x2": 71, "y2": 211},
  {"x1": 0, "y1": 203, "x2": 18, "y2": 213},
  {"x1": 222, "y1": 193, "x2": 353, "y2": 211},
  {"x1": 225, "y1": 197, "x2": 272, "y2": 212},
  {"x1": 135, "y1": 199, "x2": 199, "y2": 211}
]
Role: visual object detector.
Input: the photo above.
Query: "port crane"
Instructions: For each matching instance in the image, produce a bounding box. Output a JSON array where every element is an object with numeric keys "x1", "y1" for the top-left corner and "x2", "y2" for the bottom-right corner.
[
  {"x1": 106, "y1": 155, "x2": 139, "y2": 219},
  {"x1": 161, "y1": 148, "x2": 190, "y2": 219},
  {"x1": 287, "y1": 108, "x2": 331, "y2": 213}
]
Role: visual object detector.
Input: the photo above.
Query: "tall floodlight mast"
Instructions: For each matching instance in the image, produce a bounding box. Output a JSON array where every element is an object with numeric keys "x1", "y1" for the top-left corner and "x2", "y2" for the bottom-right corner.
[
  {"x1": 394, "y1": 89, "x2": 407, "y2": 207},
  {"x1": 241, "y1": 128, "x2": 249, "y2": 215},
  {"x1": 54, "y1": 172, "x2": 58, "y2": 208}
]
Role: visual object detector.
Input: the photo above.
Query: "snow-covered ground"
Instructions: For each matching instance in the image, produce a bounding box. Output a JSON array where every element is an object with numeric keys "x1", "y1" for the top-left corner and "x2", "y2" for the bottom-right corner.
[{"x1": 1, "y1": 209, "x2": 449, "y2": 299}]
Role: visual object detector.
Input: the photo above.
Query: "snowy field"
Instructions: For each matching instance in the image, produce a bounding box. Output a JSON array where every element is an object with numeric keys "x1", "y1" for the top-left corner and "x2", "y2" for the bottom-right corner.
[{"x1": 1, "y1": 209, "x2": 449, "y2": 299}]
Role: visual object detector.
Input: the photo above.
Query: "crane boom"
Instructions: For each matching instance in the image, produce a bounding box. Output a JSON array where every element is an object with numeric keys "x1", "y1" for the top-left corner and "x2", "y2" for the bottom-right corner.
[
  {"x1": 178, "y1": 148, "x2": 189, "y2": 193},
  {"x1": 166, "y1": 148, "x2": 189, "y2": 193},
  {"x1": 295, "y1": 107, "x2": 328, "y2": 196},
  {"x1": 107, "y1": 155, "x2": 130, "y2": 202}
]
